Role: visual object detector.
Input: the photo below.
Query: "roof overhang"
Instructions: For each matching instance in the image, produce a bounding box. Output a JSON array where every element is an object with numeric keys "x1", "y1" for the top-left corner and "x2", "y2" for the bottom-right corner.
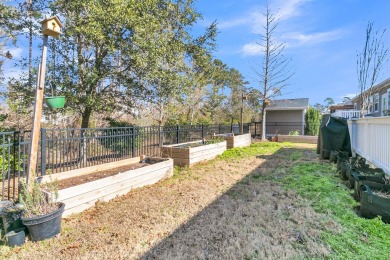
[{"x1": 265, "y1": 107, "x2": 307, "y2": 111}]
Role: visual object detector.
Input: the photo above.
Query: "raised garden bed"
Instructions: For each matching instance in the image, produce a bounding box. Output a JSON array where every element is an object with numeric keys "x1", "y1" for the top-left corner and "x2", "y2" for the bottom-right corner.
[
  {"x1": 42, "y1": 156, "x2": 173, "y2": 217},
  {"x1": 213, "y1": 133, "x2": 251, "y2": 149},
  {"x1": 277, "y1": 135, "x2": 318, "y2": 144},
  {"x1": 161, "y1": 140, "x2": 227, "y2": 167}
]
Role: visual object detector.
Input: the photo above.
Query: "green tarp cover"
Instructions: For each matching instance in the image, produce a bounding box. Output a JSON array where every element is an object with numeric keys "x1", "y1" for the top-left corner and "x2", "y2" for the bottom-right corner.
[{"x1": 317, "y1": 115, "x2": 352, "y2": 159}]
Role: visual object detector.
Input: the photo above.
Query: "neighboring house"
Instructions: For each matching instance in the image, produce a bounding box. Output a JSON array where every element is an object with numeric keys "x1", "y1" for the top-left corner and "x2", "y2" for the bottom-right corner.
[
  {"x1": 329, "y1": 101, "x2": 362, "y2": 119},
  {"x1": 352, "y1": 78, "x2": 390, "y2": 117},
  {"x1": 265, "y1": 98, "x2": 309, "y2": 136},
  {"x1": 329, "y1": 101, "x2": 354, "y2": 113}
]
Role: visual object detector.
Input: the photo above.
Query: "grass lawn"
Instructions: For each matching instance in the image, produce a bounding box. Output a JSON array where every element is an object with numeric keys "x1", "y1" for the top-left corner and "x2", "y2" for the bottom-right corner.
[{"x1": 1, "y1": 142, "x2": 389, "y2": 259}]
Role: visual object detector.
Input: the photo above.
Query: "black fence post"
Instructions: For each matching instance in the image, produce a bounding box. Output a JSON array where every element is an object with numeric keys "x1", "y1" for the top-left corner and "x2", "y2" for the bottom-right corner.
[
  {"x1": 230, "y1": 123, "x2": 233, "y2": 133},
  {"x1": 41, "y1": 128, "x2": 47, "y2": 176},
  {"x1": 201, "y1": 124, "x2": 204, "y2": 140},
  {"x1": 176, "y1": 124, "x2": 180, "y2": 144},
  {"x1": 131, "y1": 127, "x2": 136, "y2": 157},
  {"x1": 218, "y1": 124, "x2": 221, "y2": 134},
  {"x1": 254, "y1": 123, "x2": 257, "y2": 136}
]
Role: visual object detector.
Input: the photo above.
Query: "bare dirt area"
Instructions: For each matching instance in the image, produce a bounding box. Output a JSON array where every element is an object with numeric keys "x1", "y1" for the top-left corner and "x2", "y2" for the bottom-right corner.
[
  {"x1": 54, "y1": 162, "x2": 149, "y2": 190},
  {"x1": 2, "y1": 143, "x2": 335, "y2": 259}
]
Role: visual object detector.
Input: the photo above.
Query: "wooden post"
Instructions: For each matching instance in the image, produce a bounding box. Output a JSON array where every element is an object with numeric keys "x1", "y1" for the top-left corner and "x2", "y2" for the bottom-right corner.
[{"x1": 27, "y1": 35, "x2": 48, "y2": 184}]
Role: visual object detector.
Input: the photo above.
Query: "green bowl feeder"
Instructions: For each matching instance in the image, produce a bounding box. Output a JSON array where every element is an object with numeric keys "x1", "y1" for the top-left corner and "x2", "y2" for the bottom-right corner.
[{"x1": 45, "y1": 96, "x2": 66, "y2": 109}]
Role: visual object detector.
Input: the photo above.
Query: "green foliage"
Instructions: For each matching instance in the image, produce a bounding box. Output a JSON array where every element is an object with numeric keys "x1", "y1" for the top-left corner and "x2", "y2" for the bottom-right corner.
[
  {"x1": 19, "y1": 178, "x2": 59, "y2": 218},
  {"x1": 281, "y1": 163, "x2": 390, "y2": 258},
  {"x1": 305, "y1": 107, "x2": 321, "y2": 136},
  {"x1": 288, "y1": 130, "x2": 300, "y2": 136}
]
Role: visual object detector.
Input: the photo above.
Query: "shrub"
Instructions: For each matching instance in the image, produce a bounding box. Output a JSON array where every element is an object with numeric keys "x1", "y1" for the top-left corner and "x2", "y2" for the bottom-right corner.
[
  {"x1": 288, "y1": 130, "x2": 300, "y2": 136},
  {"x1": 305, "y1": 107, "x2": 321, "y2": 136}
]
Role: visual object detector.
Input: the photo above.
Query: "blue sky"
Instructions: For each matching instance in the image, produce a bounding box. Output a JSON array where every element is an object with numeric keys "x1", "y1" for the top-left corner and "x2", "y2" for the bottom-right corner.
[
  {"x1": 2, "y1": 0, "x2": 390, "y2": 106},
  {"x1": 193, "y1": 0, "x2": 390, "y2": 105}
]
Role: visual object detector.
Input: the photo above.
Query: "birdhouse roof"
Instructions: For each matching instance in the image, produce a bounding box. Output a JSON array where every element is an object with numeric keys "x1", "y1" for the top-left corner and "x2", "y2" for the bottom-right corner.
[{"x1": 41, "y1": 16, "x2": 63, "y2": 28}]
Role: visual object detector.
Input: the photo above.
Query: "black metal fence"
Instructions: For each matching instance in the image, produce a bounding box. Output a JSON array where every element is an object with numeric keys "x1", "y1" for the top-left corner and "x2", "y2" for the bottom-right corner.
[
  {"x1": 1, "y1": 123, "x2": 252, "y2": 201},
  {"x1": 1, "y1": 121, "x2": 318, "y2": 201}
]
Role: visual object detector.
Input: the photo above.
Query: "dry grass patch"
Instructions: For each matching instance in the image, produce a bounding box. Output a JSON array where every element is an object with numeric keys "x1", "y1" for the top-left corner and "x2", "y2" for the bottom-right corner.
[{"x1": 2, "y1": 142, "x2": 333, "y2": 259}]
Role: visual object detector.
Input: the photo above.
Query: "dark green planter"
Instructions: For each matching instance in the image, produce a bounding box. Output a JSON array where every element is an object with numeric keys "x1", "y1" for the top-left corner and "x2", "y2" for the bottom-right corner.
[
  {"x1": 45, "y1": 96, "x2": 65, "y2": 109},
  {"x1": 5, "y1": 228, "x2": 25, "y2": 247},
  {"x1": 1, "y1": 206, "x2": 25, "y2": 236},
  {"x1": 351, "y1": 171, "x2": 386, "y2": 201},
  {"x1": 360, "y1": 185, "x2": 390, "y2": 223}
]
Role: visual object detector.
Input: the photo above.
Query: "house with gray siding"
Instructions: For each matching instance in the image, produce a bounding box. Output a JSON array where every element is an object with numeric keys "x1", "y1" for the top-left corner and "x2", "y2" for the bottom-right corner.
[
  {"x1": 264, "y1": 98, "x2": 309, "y2": 136},
  {"x1": 352, "y1": 78, "x2": 390, "y2": 117}
]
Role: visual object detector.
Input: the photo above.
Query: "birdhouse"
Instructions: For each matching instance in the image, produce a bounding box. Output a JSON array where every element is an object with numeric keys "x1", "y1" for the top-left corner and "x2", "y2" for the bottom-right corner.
[{"x1": 41, "y1": 16, "x2": 62, "y2": 37}]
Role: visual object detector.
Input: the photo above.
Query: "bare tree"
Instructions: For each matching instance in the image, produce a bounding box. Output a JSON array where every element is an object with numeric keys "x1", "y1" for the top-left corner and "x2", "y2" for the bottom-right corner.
[
  {"x1": 253, "y1": 2, "x2": 293, "y2": 140},
  {"x1": 357, "y1": 22, "x2": 388, "y2": 117}
]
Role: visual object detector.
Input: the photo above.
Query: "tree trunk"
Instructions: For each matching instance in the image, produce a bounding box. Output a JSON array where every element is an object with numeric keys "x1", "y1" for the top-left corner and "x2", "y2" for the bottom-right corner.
[
  {"x1": 261, "y1": 105, "x2": 266, "y2": 140},
  {"x1": 79, "y1": 107, "x2": 92, "y2": 165},
  {"x1": 81, "y1": 107, "x2": 92, "y2": 128}
]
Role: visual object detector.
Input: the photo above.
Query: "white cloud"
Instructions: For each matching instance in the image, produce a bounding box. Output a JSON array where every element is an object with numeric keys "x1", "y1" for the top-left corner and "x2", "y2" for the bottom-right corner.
[
  {"x1": 282, "y1": 30, "x2": 344, "y2": 46},
  {"x1": 241, "y1": 43, "x2": 263, "y2": 56},
  {"x1": 219, "y1": 0, "x2": 310, "y2": 33},
  {"x1": 273, "y1": 0, "x2": 311, "y2": 21},
  {"x1": 219, "y1": 17, "x2": 250, "y2": 29}
]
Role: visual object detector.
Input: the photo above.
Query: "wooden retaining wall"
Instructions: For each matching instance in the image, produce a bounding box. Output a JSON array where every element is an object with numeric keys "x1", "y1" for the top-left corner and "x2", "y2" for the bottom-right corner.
[
  {"x1": 48, "y1": 157, "x2": 173, "y2": 217},
  {"x1": 277, "y1": 135, "x2": 318, "y2": 144},
  {"x1": 223, "y1": 133, "x2": 252, "y2": 149},
  {"x1": 161, "y1": 140, "x2": 227, "y2": 167}
]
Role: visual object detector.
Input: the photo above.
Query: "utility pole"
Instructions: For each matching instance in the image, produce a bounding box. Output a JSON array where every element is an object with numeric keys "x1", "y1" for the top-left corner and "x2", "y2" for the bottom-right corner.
[{"x1": 27, "y1": 16, "x2": 62, "y2": 185}]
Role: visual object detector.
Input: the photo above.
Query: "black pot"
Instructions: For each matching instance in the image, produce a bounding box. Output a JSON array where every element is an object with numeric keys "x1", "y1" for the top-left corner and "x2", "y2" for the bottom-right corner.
[
  {"x1": 339, "y1": 161, "x2": 350, "y2": 182},
  {"x1": 1, "y1": 206, "x2": 25, "y2": 236},
  {"x1": 5, "y1": 228, "x2": 25, "y2": 247},
  {"x1": 21, "y1": 202, "x2": 65, "y2": 242},
  {"x1": 0, "y1": 201, "x2": 13, "y2": 237}
]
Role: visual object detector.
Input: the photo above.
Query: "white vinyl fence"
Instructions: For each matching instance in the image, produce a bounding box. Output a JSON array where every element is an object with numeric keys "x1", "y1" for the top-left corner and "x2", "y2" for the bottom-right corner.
[
  {"x1": 332, "y1": 110, "x2": 361, "y2": 119},
  {"x1": 348, "y1": 117, "x2": 390, "y2": 174}
]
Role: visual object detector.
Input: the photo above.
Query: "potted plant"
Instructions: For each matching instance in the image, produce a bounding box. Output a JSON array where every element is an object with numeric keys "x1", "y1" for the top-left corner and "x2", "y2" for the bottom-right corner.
[{"x1": 18, "y1": 178, "x2": 65, "y2": 242}]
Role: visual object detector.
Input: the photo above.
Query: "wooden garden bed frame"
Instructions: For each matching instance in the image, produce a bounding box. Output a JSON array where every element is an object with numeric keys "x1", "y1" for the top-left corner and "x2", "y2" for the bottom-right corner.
[
  {"x1": 44, "y1": 156, "x2": 173, "y2": 217},
  {"x1": 277, "y1": 135, "x2": 317, "y2": 144},
  {"x1": 214, "y1": 133, "x2": 252, "y2": 149},
  {"x1": 161, "y1": 140, "x2": 227, "y2": 167}
]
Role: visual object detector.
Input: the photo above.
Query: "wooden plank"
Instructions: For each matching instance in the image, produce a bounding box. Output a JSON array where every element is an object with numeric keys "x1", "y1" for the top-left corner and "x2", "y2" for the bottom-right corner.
[
  {"x1": 277, "y1": 135, "x2": 317, "y2": 144},
  {"x1": 59, "y1": 168, "x2": 170, "y2": 208},
  {"x1": 190, "y1": 147, "x2": 226, "y2": 165},
  {"x1": 57, "y1": 159, "x2": 172, "y2": 200},
  {"x1": 189, "y1": 141, "x2": 226, "y2": 153},
  {"x1": 162, "y1": 140, "x2": 202, "y2": 148},
  {"x1": 162, "y1": 141, "x2": 226, "y2": 167},
  {"x1": 189, "y1": 146, "x2": 225, "y2": 157},
  {"x1": 62, "y1": 171, "x2": 168, "y2": 217},
  {"x1": 39, "y1": 156, "x2": 143, "y2": 184},
  {"x1": 173, "y1": 158, "x2": 190, "y2": 167}
]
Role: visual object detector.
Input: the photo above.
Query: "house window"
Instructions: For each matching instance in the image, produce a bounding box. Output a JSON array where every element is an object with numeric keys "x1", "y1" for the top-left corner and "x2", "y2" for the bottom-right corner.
[
  {"x1": 353, "y1": 103, "x2": 357, "y2": 110},
  {"x1": 374, "y1": 94, "x2": 379, "y2": 112},
  {"x1": 382, "y1": 94, "x2": 388, "y2": 116},
  {"x1": 388, "y1": 89, "x2": 390, "y2": 109}
]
